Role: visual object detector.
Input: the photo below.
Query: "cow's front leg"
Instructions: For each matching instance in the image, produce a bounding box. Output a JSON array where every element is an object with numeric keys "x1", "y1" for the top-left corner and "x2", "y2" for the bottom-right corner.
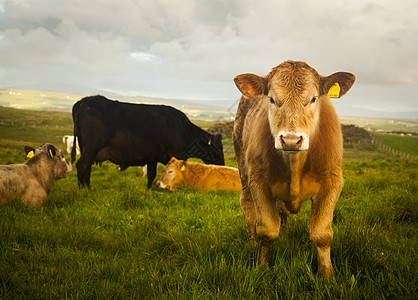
[
  {"x1": 250, "y1": 182, "x2": 281, "y2": 266},
  {"x1": 308, "y1": 180, "x2": 342, "y2": 278},
  {"x1": 146, "y1": 162, "x2": 157, "y2": 189},
  {"x1": 240, "y1": 185, "x2": 256, "y2": 244}
]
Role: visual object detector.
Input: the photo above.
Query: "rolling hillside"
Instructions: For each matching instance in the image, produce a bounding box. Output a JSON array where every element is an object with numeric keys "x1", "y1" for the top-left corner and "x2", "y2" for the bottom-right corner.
[
  {"x1": 0, "y1": 88, "x2": 234, "y2": 121},
  {"x1": 2, "y1": 88, "x2": 417, "y2": 129}
]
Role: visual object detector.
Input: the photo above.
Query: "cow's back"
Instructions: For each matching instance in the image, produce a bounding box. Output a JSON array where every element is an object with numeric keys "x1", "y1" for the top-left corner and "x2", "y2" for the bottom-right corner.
[
  {"x1": 200, "y1": 165, "x2": 242, "y2": 191},
  {"x1": 0, "y1": 164, "x2": 27, "y2": 204},
  {"x1": 73, "y1": 95, "x2": 199, "y2": 166},
  {"x1": 179, "y1": 162, "x2": 241, "y2": 191}
]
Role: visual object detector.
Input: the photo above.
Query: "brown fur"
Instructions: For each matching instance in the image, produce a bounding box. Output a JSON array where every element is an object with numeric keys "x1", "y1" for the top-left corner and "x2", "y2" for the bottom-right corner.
[
  {"x1": 233, "y1": 61, "x2": 355, "y2": 278},
  {"x1": 0, "y1": 143, "x2": 72, "y2": 207},
  {"x1": 157, "y1": 157, "x2": 241, "y2": 192}
]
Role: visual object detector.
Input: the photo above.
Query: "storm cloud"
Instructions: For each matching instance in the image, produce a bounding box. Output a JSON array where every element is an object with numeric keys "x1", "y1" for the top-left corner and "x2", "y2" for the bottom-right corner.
[{"x1": 0, "y1": 0, "x2": 417, "y2": 117}]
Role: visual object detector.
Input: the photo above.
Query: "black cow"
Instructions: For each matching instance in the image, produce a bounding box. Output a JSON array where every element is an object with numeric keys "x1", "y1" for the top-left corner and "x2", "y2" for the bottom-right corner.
[{"x1": 71, "y1": 95, "x2": 225, "y2": 188}]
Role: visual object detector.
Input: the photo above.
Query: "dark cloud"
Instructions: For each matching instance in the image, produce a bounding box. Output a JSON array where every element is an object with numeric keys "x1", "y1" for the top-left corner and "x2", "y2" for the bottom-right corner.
[{"x1": 0, "y1": 0, "x2": 417, "y2": 117}]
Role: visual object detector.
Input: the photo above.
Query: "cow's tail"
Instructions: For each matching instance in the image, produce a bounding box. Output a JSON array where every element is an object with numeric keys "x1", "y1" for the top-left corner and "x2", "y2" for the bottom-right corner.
[{"x1": 71, "y1": 101, "x2": 81, "y2": 164}]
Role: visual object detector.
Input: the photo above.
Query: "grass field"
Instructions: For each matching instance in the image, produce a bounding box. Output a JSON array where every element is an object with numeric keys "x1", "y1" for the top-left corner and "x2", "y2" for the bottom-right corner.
[
  {"x1": 341, "y1": 117, "x2": 418, "y2": 134},
  {"x1": 0, "y1": 89, "x2": 81, "y2": 111},
  {"x1": 0, "y1": 106, "x2": 417, "y2": 299},
  {"x1": 374, "y1": 133, "x2": 418, "y2": 158}
]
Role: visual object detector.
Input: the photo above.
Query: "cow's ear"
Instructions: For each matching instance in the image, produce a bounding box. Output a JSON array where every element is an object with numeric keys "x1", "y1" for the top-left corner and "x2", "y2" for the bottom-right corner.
[
  {"x1": 320, "y1": 72, "x2": 356, "y2": 98},
  {"x1": 234, "y1": 73, "x2": 267, "y2": 98},
  {"x1": 25, "y1": 146, "x2": 35, "y2": 158},
  {"x1": 46, "y1": 145, "x2": 57, "y2": 158}
]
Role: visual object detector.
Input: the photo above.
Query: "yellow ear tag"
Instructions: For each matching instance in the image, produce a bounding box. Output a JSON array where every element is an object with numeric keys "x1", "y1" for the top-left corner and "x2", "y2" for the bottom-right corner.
[
  {"x1": 27, "y1": 151, "x2": 34, "y2": 158},
  {"x1": 49, "y1": 149, "x2": 54, "y2": 158},
  {"x1": 180, "y1": 165, "x2": 185, "y2": 172},
  {"x1": 208, "y1": 139, "x2": 211, "y2": 145},
  {"x1": 328, "y1": 82, "x2": 341, "y2": 98}
]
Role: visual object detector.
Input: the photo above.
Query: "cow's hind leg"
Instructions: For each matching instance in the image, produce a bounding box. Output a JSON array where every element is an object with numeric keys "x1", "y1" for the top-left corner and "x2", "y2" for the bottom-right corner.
[
  {"x1": 76, "y1": 154, "x2": 93, "y2": 187},
  {"x1": 23, "y1": 189, "x2": 47, "y2": 207},
  {"x1": 146, "y1": 162, "x2": 157, "y2": 189},
  {"x1": 308, "y1": 180, "x2": 342, "y2": 278},
  {"x1": 277, "y1": 200, "x2": 290, "y2": 227}
]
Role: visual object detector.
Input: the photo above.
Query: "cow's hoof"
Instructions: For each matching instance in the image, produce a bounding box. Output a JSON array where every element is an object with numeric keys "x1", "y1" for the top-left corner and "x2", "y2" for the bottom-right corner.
[
  {"x1": 256, "y1": 244, "x2": 271, "y2": 267},
  {"x1": 244, "y1": 238, "x2": 256, "y2": 250},
  {"x1": 318, "y1": 265, "x2": 334, "y2": 278}
]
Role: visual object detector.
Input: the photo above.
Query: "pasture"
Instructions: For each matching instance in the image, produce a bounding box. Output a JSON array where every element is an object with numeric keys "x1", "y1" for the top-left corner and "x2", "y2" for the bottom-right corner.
[{"x1": 0, "y1": 106, "x2": 417, "y2": 299}]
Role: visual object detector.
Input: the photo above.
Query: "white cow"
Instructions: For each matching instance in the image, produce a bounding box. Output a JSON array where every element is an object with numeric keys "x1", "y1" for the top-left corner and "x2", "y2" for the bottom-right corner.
[
  {"x1": 118, "y1": 164, "x2": 148, "y2": 177},
  {"x1": 62, "y1": 135, "x2": 80, "y2": 155}
]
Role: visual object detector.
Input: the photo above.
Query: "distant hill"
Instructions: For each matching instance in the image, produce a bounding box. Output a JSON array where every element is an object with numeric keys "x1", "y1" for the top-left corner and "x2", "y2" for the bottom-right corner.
[
  {"x1": 1, "y1": 88, "x2": 416, "y2": 130},
  {"x1": 4, "y1": 83, "x2": 121, "y2": 97},
  {"x1": 0, "y1": 88, "x2": 235, "y2": 121}
]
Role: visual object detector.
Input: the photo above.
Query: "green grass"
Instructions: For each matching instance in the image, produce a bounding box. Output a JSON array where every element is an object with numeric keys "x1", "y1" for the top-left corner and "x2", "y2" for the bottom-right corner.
[
  {"x1": 341, "y1": 117, "x2": 418, "y2": 134},
  {"x1": 375, "y1": 133, "x2": 418, "y2": 157},
  {"x1": 343, "y1": 148, "x2": 386, "y2": 160},
  {"x1": 0, "y1": 89, "x2": 81, "y2": 111},
  {"x1": 1, "y1": 159, "x2": 416, "y2": 299},
  {"x1": 1, "y1": 107, "x2": 417, "y2": 299},
  {"x1": 0, "y1": 106, "x2": 74, "y2": 152}
]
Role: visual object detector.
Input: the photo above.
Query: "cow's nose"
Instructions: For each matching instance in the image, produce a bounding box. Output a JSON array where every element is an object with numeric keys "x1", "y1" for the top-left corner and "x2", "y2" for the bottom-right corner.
[
  {"x1": 280, "y1": 133, "x2": 304, "y2": 151},
  {"x1": 157, "y1": 181, "x2": 161, "y2": 187}
]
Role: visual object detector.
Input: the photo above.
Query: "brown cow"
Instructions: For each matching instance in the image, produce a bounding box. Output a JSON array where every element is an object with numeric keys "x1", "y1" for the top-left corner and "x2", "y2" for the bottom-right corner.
[
  {"x1": 233, "y1": 60, "x2": 355, "y2": 277},
  {"x1": 0, "y1": 143, "x2": 72, "y2": 207},
  {"x1": 157, "y1": 157, "x2": 241, "y2": 191}
]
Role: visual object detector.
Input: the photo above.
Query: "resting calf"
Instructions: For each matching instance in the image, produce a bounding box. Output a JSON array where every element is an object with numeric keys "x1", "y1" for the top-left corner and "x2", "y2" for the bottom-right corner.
[
  {"x1": 0, "y1": 143, "x2": 72, "y2": 207},
  {"x1": 157, "y1": 157, "x2": 241, "y2": 191}
]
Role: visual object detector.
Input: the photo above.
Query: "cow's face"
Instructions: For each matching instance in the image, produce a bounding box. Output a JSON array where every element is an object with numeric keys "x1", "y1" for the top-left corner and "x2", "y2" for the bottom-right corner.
[
  {"x1": 201, "y1": 133, "x2": 224, "y2": 165},
  {"x1": 182, "y1": 133, "x2": 225, "y2": 165},
  {"x1": 25, "y1": 143, "x2": 72, "y2": 178},
  {"x1": 157, "y1": 157, "x2": 185, "y2": 191},
  {"x1": 234, "y1": 61, "x2": 355, "y2": 152}
]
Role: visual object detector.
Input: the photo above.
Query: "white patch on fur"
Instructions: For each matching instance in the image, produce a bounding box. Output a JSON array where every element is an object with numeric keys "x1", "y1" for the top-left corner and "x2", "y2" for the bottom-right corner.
[{"x1": 157, "y1": 180, "x2": 167, "y2": 188}]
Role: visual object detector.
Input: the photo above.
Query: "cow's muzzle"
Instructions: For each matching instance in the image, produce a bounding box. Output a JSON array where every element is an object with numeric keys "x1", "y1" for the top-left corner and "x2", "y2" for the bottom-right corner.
[{"x1": 275, "y1": 132, "x2": 309, "y2": 151}]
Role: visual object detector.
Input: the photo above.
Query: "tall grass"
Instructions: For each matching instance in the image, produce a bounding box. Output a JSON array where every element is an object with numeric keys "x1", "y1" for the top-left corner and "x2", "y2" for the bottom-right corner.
[{"x1": 1, "y1": 157, "x2": 417, "y2": 299}]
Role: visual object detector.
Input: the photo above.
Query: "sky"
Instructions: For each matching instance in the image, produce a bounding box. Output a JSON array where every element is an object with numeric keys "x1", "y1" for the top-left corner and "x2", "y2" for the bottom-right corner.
[{"x1": 0, "y1": 0, "x2": 417, "y2": 118}]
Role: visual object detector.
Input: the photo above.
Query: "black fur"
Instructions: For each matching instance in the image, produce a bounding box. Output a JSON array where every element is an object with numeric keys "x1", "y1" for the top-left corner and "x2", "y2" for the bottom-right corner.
[{"x1": 71, "y1": 95, "x2": 225, "y2": 188}]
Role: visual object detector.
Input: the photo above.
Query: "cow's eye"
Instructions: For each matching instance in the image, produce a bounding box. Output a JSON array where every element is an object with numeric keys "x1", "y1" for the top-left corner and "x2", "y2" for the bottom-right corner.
[
  {"x1": 168, "y1": 170, "x2": 173, "y2": 174},
  {"x1": 311, "y1": 97, "x2": 317, "y2": 104}
]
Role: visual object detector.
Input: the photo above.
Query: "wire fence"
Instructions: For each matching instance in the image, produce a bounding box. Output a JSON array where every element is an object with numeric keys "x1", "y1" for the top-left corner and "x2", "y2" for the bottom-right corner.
[{"x1": 371, "y1": 138, "x2": 417, "y2": 160}]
